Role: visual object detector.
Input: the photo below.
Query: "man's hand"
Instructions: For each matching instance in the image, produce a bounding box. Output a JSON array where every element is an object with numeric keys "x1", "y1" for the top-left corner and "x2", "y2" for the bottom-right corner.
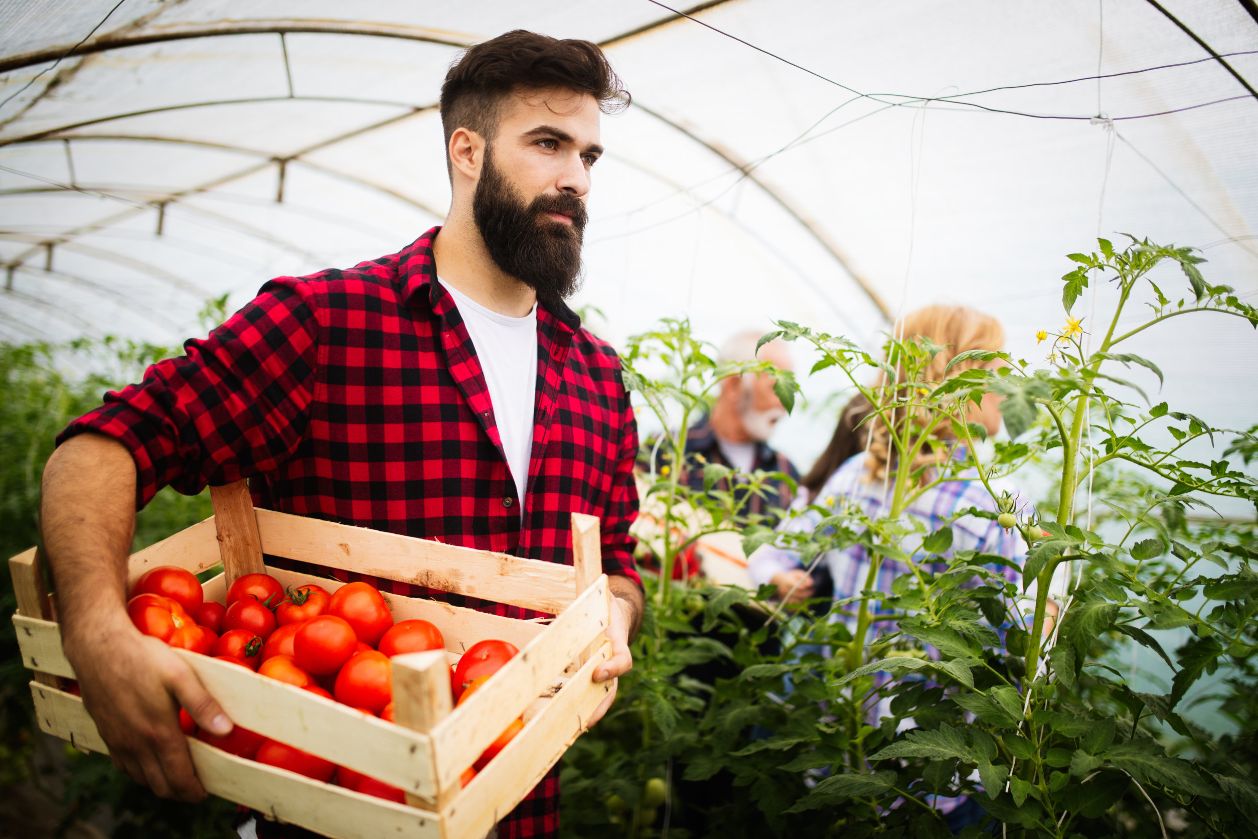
[
  {"x1": 42, "y1": 433, "x2": 230, "y2": 801},
  {"x1": 771, "y1": 568, "x2": 815, "y2": 604},
  {"x1": 587, "y1": 575, "x2": 643, "y2": 727},
  {"x1": 66, "y1": 616, "x2": 232, "y2": 801}
]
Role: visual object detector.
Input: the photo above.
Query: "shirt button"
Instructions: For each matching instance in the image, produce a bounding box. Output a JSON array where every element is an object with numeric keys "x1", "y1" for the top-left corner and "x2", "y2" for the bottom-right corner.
[{"x1": 502, "y1": 497, "x2": 514, "y2": 508}]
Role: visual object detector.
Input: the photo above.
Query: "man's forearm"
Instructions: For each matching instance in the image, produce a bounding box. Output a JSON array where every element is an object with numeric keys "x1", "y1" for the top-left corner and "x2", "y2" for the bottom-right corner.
[
  {"x1": 608, "y1": 573, "x2": 644, "y2": 640},
  {"x1": 40, "y1": 433, "x2": 139, "y2": 650}
]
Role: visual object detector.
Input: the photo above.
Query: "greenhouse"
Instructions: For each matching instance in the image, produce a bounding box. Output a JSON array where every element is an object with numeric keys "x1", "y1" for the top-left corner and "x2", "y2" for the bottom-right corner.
[{"x1": 1, "y1": 1, "x2": 1255, "y2": 836}]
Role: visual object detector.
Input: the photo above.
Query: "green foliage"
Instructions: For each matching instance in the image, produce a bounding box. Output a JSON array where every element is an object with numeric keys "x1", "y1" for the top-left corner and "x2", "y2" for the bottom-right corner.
[
  {"x1": 0, "y1": 336, "x2": 228, "y2": 836},
  {"x1": 564, "y1": 239, "x2": 1257, "y2": 837}
]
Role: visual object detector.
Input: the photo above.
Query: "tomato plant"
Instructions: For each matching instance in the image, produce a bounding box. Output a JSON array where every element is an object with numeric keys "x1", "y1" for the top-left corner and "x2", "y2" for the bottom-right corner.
[
  {"x1": 293, "y1": 615, "x2": 357, "y2": 676},
  {"x1": 275, "y1": 584, "x2": 330, "y2": 626},
  {"x1": 226, "y1": 573, "x2": 284, "y2": 609},
  {"x1": 223, "y1": 597, "x2": 277, "y2": 640},
  {"x1": 334, "y1": 650, "x2": 392, "y2": 714},
  {"x1": 377, "y1": 619, "x2": 444, "y2": 657},
  {"x1": 132, "y1": 566, "x2": 204, "y2": 614},
  {"x1": 451, "y1": 639, "x2": 517, "y2": 700},
  {"x1": 328, "y1": 582, "x2": 393, "y2": 646}
]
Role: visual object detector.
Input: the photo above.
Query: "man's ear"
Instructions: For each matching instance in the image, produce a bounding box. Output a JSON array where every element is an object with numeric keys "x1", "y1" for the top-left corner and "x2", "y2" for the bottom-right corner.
[{"x1": 448, "y1": 127, "x2": 485, "y2": 181}]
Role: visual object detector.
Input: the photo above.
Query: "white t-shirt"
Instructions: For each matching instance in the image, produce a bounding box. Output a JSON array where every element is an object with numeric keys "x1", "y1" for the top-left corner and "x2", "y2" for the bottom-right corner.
[
  {"x1": 716, "y1": 437, "x2": 757, "y2": 473},
  {"x1": 439, "y1": 279, "x2": 538, "y2": 516}
]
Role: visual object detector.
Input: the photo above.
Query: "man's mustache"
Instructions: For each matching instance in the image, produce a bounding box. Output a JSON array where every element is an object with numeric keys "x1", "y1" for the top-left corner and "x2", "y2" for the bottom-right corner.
[{"x1": 530, "y1": 193, "x2": 588, "y2": 232}]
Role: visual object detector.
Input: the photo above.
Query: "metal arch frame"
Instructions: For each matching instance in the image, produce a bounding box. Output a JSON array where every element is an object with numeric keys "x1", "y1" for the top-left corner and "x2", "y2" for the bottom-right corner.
[
  {"x1": 5, "y1": 260, "x2": 189, "y2": 333},
  {"x1": 3, "y1": 133, "x2": 447, "y2": 220},
  {"x1": 0, "y1": 0, "x2": 889, "y2": 322}
]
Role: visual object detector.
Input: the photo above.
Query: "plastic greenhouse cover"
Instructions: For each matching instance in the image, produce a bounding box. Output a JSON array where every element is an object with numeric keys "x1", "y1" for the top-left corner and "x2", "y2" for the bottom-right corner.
[{"x1": 0, "y1": 0, "x2": 1254, "y2": 494}]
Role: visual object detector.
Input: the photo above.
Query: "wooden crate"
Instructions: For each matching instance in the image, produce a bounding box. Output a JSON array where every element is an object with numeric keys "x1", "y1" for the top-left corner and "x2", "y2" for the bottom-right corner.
[{"x1": 11, "y1": 480, "x2": 614, "y2": 839}]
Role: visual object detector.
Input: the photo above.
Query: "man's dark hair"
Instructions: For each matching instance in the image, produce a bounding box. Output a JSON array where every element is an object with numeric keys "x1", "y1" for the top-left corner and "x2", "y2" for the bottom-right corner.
[{"x1": 440, "y1": 30, "x2": 630, "y2": 160}]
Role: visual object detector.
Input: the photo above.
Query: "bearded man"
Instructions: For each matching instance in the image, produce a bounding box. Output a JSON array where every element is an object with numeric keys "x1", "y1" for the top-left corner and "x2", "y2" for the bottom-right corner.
[
  {"x1": 643, "y1": 330, "x2": 800, "y2": 529},
  {"x1": 39, "y1": 30, "x2": 643, "y2": 838}
]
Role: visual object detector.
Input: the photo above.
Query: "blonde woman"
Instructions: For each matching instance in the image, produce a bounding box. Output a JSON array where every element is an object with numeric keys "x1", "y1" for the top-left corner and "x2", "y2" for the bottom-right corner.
[{"x1": 751, "y1": 305, "x2": 1025, "y2": 618}]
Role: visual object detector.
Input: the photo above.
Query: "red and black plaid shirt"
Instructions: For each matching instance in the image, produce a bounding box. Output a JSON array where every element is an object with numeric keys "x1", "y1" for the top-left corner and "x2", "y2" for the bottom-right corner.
[{"x1": 60, "y1": 226, "x2": 641, "y2": 837}]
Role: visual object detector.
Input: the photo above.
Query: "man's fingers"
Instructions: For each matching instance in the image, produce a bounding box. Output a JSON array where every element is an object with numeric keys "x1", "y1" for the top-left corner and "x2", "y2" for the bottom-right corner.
[
  {"x1": 153, "y1": 729, "x2": 207, "y2": 801},
  {"x1": 585, "y1": 677, "x2": 618, "y2": 728},
  {"x1": 165, "y1": 654, "x2": 231, "y2": 737},
  {"x1": 596, "y1": 647, "x2": 632, "y2": 682}
]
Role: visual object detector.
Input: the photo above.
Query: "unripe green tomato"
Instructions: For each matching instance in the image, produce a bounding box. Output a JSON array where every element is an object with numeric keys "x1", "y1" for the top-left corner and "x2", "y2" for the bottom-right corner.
[
  {"x1": 997, "y1": 512, "x2": 1017, "y2": 530},
  {"x1": 605, "y1": 793, "x2": 627, "y2": 815},
  {"x1": 683, "y1": 594, "x2": 704, "y2": 617},
  {"x1": 643, "y1": 776, "x2": 667, "y2": 808}
]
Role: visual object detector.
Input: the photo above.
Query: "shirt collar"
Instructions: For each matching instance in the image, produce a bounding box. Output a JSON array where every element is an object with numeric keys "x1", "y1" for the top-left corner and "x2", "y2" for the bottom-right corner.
[{"x1": 397, "y1": 226, "x2": 581, "y2": 334}]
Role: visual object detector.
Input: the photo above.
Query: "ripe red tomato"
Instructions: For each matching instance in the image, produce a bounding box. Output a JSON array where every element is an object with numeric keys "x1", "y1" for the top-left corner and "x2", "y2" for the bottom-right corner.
[
  {"x1": 452, "y1": 639, "x2": 518, "y2": 700},
  {"x1": 169, "y1": 622, "x2": 217, "y2": 655},
  {"x1": 461, "y1": 766, "x2": 477, "y2": 788},
  {"x1": 212, "y1": 629, "x2": 263, "y2": 669},
  {"x1": 263, "y1": 622, "x2": 302, "y2": 661},
  {"x1": 335, "y1": 765, "x2": 405, "y2": 803},
  {"x1": 377, "y1": 619, "x2": 445, "y2": 658},
  {"x1": 226, "y1": 573, "x2": 284, "y2": 609},
  {"x1": 133, "y1": 566, "x2": 204, "y2": 614},
  {"x1": 276, "y1": 584, "x2": 331, "y2": 626},
  {"x1": 328, "y1": 582, "x2": 393, "y2": 646},
  {"x1": 177, "y1": 708, "x2": 197, "y2": 736},
  {"x1": 303, "y1": 684, "x2": 334, "y2": 701},
  {"x1": 334, "y1": 651, "x2": 392, "y2": 714},
  {"x1": 475, "y1": 717, "x2": 524, "y2": 770},
  {"x1": 258, "y1": 655, "x2": 313, "y2": 688},
  {"x1": 255, "y1": 739, "x2": 335, "y2": 783},
  {"x1": 214, "y1": 655, "x2": 251, "y2": 669},
  {"x1": 193, "y1": 601, "x2": 226, "y2": 633},
  {"x1": 294, "y1": 615, "x2": 358, "y2": 676},
  {"x1": 196, "y1": 724, "x2": 263, "y2": 759},
  {"x1": 224, "y1": 598, "x2": 277, "y2": 640},
  {"x1": 126, "y1": 593, "x2": 192, "y2": 643},
  {"x1": 380, "y1": 701, "x2": 394, "y2": 722}
]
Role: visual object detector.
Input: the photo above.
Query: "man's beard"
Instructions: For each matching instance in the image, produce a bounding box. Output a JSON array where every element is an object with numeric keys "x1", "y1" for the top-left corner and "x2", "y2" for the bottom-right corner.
[{"x1": 473, "y1": 147, "x2": 587, "y2": 303}]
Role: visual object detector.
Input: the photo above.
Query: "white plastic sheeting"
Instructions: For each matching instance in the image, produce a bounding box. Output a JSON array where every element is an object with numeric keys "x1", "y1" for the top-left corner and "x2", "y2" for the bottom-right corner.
[{"x1": 1, "y1": 0, "x2": 1255, "y2": 468}]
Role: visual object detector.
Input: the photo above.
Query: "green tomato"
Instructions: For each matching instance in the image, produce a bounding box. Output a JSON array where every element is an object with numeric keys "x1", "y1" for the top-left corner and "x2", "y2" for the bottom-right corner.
[
  {"x1": 605, "y1": 793, "x2": 627, "y2": 815},
  {"x1": 642, "y1": 776, "x2": 667, "y2": 808},
  {"x1": 997, "y1": 512, "x2": 1017, "y2": 530}
]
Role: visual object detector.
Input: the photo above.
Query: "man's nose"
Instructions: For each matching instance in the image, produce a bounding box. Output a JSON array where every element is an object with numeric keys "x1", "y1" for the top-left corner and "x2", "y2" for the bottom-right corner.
[{"x1": 557, "y1": 153, "x2": 591, "y2": 198}]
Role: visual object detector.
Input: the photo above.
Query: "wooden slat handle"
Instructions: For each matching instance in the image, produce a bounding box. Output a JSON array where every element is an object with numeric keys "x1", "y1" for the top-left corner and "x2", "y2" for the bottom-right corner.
[
  {"x1": 9, "y1": 547, "x2": 57, "y2": 687},
  {"x1": 392, "y1": 650, "x2": 454, "y2": 811},
  {"x1": 209, "y1": 481, "x2": 266, "y2": 586},
  {"x1": 570, "y1": 513, "x2": 601, "y2": 598}
]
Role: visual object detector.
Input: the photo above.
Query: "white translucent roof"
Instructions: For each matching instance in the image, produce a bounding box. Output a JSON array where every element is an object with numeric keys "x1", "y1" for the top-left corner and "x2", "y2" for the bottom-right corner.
[{"x1": 1, "y1": 0, "x2": 1255, "y2": 467}]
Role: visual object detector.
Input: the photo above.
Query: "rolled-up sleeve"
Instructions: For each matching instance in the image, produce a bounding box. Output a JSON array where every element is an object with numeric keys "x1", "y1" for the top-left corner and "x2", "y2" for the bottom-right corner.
[{"x1": 57, "y1": 278, "x2": 320, "y2": 509}]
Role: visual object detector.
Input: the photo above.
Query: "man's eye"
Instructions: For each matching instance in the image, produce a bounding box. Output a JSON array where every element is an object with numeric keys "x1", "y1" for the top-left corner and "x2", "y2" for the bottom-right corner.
[
  {"x1": 537, "y1": 139, "x2": 558, "y2": 150},
  {"x1": 582, "y1": 154, "x2": 600, "y2": 167}
]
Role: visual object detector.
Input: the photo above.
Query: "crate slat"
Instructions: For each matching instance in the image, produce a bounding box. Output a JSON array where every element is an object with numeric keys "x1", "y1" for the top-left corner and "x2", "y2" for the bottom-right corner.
[
  {"x1": 176, "y1": 650, "x2": 439, "y2": 798},
  {"x1": 268, "y1": 567, "x2": 545, "y2": 653},
  {"x1": 13, "y1": 615, "x2": 74, "y2": 679},
  {"x1": 210, "y1": 481, "x2": 267, "y2": 585},
  {"x1": 431, "y1": 575, "x2": 610, "y2": 790},
  {"x1": 30, "y1": 682, "x2": 442, "y2": 839},
  {"x1": 444, "y1": 646, "x2": 612, "y2": 839},
  {"x1": 255, "y1": 508, "x2": 578, "y2": 614},
  {"x1": 127, "y1": 517, "x2": 224, "y2": 584}
]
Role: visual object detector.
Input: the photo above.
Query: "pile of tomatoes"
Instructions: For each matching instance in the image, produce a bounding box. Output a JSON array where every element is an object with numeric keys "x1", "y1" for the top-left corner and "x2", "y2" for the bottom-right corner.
[{"x1": 124, "y1": 566, "x2": 522, "y2": 801}]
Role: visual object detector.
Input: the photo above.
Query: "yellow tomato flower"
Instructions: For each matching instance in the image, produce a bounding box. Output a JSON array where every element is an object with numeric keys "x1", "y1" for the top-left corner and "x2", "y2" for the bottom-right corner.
[
  {"x1": 660, "y1": 465, "x2": 671, "y2": 477},
  {"x1": 1062, "y1": 316, "x2": 1084, "y2": 338},
  {"x1": 1035, "y1": 329, "x2": 1048, "y2": 344}
]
